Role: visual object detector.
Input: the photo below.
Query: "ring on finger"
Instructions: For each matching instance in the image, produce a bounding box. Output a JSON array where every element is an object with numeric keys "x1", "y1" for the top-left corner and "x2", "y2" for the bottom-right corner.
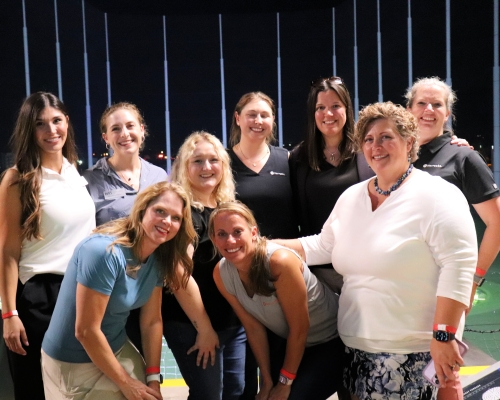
[{"x1": 450, "y1": 363, "x2": 460, "y2": 370}]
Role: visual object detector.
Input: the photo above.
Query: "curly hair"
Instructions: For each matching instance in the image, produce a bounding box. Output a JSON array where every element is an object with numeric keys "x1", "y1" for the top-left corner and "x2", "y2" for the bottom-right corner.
[
  {"x1": 298, "y1": 77, "x2": 357, "y2": 171},
  {"x1": 170, "y1": 131, "x2": 235, "y2": 210},
  {"x1": 230, "y1": 92, "x2": 277, "y2": 147},
  {"x1": 94, "y1": 182, "x2": 197, "y2": 291},
  {"x1": 9, "y1": 92, "x2": 78, "y2": 241},
  {"x1": 355, "y1": 102, "x2": 419, "y2": 162},
  {"x1": 100, "y1": 102, "x2": 149, "y2": 150},
  {"x1": 208, "y1": 201, "x2": 276, "y2": 297}
]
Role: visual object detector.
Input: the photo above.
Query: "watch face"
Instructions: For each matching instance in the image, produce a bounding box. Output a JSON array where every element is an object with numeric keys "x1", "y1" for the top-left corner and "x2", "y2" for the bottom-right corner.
[{"x1": 435, "y1": 331, "x2": 449, "y2": 342}]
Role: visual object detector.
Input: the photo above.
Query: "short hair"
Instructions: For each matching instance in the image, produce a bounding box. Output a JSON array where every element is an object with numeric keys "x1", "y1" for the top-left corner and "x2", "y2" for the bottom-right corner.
[
  {"x1": 230, "y1": 92, "x2": 277, "y2": 147},
  {"x1": 355, "y1": 102, "x2": 419, "y2": 162},
  {"x1": 208, "y1": 201, "x2": 275, "y2": 296},
  {"x1": 95, "y1": 181, "x2": 197, "y2": 290},
  {"x1": 99, "y1": 102, "x2": 149, "y2": 150},
  {"x1": 170, "y1": 131, "x2": 235, "y2": 210},
  {"x1": 9, "y1": 92, "x2": 78, "y2": 240},
  {"x1": 301, "y1": 77, "x2": 357, "y2": 171},
  {"x1": 404, "y1": 77, "x2": 457, "y2": 126}
]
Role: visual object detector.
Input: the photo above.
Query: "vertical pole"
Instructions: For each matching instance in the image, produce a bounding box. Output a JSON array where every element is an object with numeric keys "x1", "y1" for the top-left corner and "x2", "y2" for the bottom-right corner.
[
  {"x1": 377, "y1": 0, "x2": 383, "y2": 102},
  {"x1": 82, "y1": 0, "x2": 93, "y2": 168},
  {"x1": 163, "y1": 16, "x2": 172, "y2": 172},
  {"x1": 446, "y1": 0, "x2": 452, "y2": 87},
  {"x1": 105, "y1": 13, "x2": 112, "y2": 106},
  {"x1": 219, "y1": 14, "x2": 227, "y2": 147},
  {"x1": 407, "y1": 0, "x2": 413, "y2": 88},
  {"x1": 332, "y1": 8, "x2": 337, "y2": 76},
  {"x1": 22, "y1": 0, "x2": 31, "y2": 96},
  {"x1": 353, "y1": 0, "x2": 359, "y2": 120},
  {"x1": 54, "y1": 0, "x2": 62, "y2": 100},
  {"x1": 493, "y1": 0, "x2": 499, "y2": 184},
  {"x1": 277, "y1": 13, "x2": 283, "y2": 147}
]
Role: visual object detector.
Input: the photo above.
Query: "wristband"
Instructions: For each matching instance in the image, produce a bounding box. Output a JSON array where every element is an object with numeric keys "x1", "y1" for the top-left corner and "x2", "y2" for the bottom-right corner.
[
  {"x1": 475, "y1": 267, "x2": 487, "y2": 277},
  {"x1": 2, "y1": 310, "x2": 19, "y2": 320},
  {"x1": 433, "y1": 324, "x2": 457, "y2": 334},
  {"x1": 146, "y1": 373, "x2": 163, "y2": 384},
  {"x1": 146, "y1": 366, "x2": 160, "y2": 375},
  {"x1": 280, "y1": 368, "x2": 297, "y2": 380},
  {"x1": 474, "y1": 274, "x2": 486, "y2": 287}
]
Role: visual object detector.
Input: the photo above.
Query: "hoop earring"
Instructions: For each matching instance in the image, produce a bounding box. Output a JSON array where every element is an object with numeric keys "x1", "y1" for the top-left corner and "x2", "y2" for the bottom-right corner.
[
  {"x1": 106, "y1": 143, "x2": 110, "y2": 150},
  {"x1": 408, "y1": 153, "x2": 411, "y2": 163}
]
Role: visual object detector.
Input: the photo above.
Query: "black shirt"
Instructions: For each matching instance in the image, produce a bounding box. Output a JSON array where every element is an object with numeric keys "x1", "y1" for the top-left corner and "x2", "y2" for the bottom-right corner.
[
  {"x1": 229, "y1": 145, "x2": 299, "y2": 239},
  {"x1": 414, "y1": 133, "x2": 499, "y2": 204}
]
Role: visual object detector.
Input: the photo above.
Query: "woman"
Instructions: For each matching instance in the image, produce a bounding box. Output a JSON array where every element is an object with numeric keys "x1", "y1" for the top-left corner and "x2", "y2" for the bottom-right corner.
[
  {"x1": 0, "y1": 93, "x2": 96, "y2": 400},
  {"x1": 289, "y1": 77, "x2": 373, "y2": 293},
  {"x1": 41, "y1": 182, "x2": 196, "y2": 400},
  {"x1": 84, "y1": 102, "x2": 168, "y2": 353},
  {"x1": 163, "y1": 131, "x2": 245, "y2": 399},
  {"x1": 209, "y1": 201, "x2": 343, "y2": 400},
  {"x1": 276, "y1": 102, "x2": 477, "y2": 400},
  {"x1": 406, "y1": 77, "x2": 500, "y2": 313}
]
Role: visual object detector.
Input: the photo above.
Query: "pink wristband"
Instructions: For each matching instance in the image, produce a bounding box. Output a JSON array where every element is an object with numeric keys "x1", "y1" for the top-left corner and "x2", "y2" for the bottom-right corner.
[{"x1": 2, "y1": 310, "x2": 18, "y2": 320}]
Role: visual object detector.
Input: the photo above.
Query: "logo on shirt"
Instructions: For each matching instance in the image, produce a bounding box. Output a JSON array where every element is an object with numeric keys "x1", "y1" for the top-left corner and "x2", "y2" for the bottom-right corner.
[
  {"x1": 422, "y1": 164, "x2": 443, "y2": 168},
  {"x1": 494, "y1": 183, "x2": 498, "y2": 189},
  {"x1": 262, "y1": 299, "x2": 279, "y2": 306},
  {"x1": 270, "y1": 171, "x2": 285, "y2": 176}
]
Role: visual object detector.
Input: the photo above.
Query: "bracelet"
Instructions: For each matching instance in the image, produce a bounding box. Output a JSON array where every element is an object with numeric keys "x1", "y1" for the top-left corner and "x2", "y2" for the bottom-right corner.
[
  {"x1": 2, "y1": 310, "x2": 19, "y2": 320},
  {"x1": 475, "y1": 267, "x2": 487, "y2": 277},
  {"x1": 433, "y1": 324, "x2": 457, "y2": 334},
  {"x1": 145, "y1": 366, "x2": 160, "y2": 375},
  {"x1": 146, "y1": 373, "x2": 163, "y2": 384},
  {"x1": 280, "y1": 368, "x2": 297, "y2": 380}
]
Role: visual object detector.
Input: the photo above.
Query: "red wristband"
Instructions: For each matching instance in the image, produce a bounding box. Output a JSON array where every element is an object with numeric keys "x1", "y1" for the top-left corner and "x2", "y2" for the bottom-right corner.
[
  {"x1": 2, "y1": 310, "x2": 19, "y2": 320},
  {"x1": 433, "y1": 324, "x2": 457, "y2": 334},
  {"x1": 146, "y1": 366, "x2": 160, "y2": 375},
  {"x1": 280, "y1": 368, "x2": 296, "y2": 380},
  {"x1": 475, "y1": 267, "x2": 487, "y2": 277}
]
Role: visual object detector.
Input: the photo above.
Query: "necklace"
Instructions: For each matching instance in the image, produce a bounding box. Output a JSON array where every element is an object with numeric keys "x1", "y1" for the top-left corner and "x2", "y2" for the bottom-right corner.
[
  {"x1": 108, "y1": 158, "x2": 140, "y2": 188},
  {"x1": 374, "y1": 164, "x2": 413, "y2": 196},
  {"x1": 238, "y1": 144, "x2": 269, "y2": 167},
  {"x1": 117, "y1": 170, "x2": 134, "y2": 187},
  {"x1": 324, "y1": 148, "x2": 340, "y2": 162}
]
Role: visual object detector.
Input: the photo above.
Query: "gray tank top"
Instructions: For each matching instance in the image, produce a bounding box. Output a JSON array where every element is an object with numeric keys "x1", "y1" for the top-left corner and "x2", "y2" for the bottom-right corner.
[{"x1": 219, "y1": 242, "x2": 338, "y2": 346}]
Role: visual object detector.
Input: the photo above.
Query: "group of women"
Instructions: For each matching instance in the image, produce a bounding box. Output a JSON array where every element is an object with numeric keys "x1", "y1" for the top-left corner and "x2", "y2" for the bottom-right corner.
[{"x1": 0, "y1": 74, "x2": 498, "y2": 400}]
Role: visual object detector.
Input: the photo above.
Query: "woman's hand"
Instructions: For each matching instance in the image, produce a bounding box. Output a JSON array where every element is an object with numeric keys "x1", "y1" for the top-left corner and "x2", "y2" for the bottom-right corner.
[
  {"x1": 255, "y1": 380, "x2": 273, "y2": 400},
  {"x1": 268, "y1": 383, "x2": 292, "y2": 400},
  {"x1": 450, "y1": 136, "x2": 473, "y2": 149},
  {"x1": 3, "y1": 316, "x2": 28, "y2": 355},
  {"x1": 430, "y1": 339, "x2": 463, "y2": 388},
  {"x1": 119, "y1": 377, "x2": 163, "y2": 400},
  {"x1": 187, "y1": 327, "x2": 219, "y2": 368}
]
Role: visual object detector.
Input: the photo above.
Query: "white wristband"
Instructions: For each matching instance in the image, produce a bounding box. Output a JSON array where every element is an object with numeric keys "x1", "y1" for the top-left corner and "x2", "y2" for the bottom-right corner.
[{"x1": 146, "y1": 373, "x2": 161, "y2": 383}]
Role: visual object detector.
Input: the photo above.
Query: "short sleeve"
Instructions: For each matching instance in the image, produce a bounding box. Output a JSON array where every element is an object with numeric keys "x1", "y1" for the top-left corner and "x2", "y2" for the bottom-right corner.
[
  {"x1": 218, "y1": 259, "x2": 237, "y2": 296},
  {"x1": 462, "y1": 151, "x2": 499, "y2": 204}
]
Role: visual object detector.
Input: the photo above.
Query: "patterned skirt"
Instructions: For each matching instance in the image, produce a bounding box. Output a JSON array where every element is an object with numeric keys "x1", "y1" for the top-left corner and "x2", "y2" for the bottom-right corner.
[{"x1": 343, "y1": 346, "x2": 437, "y2": 400}]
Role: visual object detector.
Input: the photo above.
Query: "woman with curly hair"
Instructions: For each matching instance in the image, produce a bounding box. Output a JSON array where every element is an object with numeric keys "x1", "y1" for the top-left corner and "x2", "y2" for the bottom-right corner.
[
  {"x1": 164, "y1": 131, "x2": 245, "y2": 400},
  {"x1": 0, "y1": 92, "x2": 96, "y2": 399}
]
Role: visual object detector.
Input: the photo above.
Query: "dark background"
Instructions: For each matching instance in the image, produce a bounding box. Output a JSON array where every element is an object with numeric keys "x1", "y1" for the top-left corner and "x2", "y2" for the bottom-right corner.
[{"x1": 0, "y1": 0, "x2": 496, "y2": 171}]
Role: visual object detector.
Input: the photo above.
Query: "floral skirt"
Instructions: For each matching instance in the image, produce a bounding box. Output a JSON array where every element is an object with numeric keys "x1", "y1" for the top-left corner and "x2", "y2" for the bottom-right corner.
[{"x1": 343, "y1": 346, "x2": 437, "y2": 400}]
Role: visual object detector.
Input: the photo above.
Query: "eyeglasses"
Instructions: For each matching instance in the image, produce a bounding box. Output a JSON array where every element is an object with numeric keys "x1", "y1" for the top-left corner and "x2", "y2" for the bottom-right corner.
[{"x1": 311, "y1": 76, "x2": 344, "y2": 87}]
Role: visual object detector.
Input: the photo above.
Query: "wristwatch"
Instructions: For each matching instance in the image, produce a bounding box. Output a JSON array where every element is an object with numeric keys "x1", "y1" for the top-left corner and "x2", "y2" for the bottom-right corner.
[
  {"x1": 146, "y1": 373, "x2": 163, "y2": 384},
  {"x1": 433, "y1": 330, "x2": 456, "y2": 342},
  {"x1": 278, "y1": 374, "x2": 294, "y2": 386},
  {"x1": 473, "y1": 274, "x2": 485, "y2": 287}
]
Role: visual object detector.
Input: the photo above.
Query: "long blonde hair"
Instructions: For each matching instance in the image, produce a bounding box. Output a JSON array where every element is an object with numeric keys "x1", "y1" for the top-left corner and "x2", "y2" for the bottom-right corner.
[
  {"x1": 95, "y1": 182, "x2": 197, "y2": 290},
  {"x1": 170, "y1": 131, "x2": 235, "y2": 210}
]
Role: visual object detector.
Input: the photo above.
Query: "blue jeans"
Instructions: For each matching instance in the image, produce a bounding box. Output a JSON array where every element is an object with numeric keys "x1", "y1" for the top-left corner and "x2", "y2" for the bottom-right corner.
[{"x1": 164, "y1": 321, "x2": 246, "y2": 400}]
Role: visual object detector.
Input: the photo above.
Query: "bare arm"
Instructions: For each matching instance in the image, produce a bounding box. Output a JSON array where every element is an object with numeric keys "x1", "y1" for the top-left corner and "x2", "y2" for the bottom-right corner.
[
  {"x1": 468, "y1": 197, "x2": 500, "y2": 313},
  {"x1": 75, "y1": 284, "x2": 162, "y2": 400},
  {"x1": 139, "y1": 286, "x2": 163, "y2": 397},
  {"x1": 271, "y1": 239, "x2": 305, "y2": 261},
  {"x1": 0, "y1": 169, "x2": 28, "y2": 355},
  {"x1": 213, "y1": 263, "x2": 274, "y2": 400}
]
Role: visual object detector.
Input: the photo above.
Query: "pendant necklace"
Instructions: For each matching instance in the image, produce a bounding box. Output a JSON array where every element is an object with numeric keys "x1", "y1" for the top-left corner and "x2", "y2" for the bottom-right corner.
[
  {"x1": 374, "y1": 164, "x2": 413, "y2": 196},
  {"x1": 238, "y1": 144, "x2": 269, "y2": 167}
]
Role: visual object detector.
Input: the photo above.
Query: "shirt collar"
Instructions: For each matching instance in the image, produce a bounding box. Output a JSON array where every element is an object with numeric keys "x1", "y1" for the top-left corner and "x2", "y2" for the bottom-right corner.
[
  {"x1": 93, "y1": 156, "x2": 147, "y2": 178},
  {"x1": 41, "y1": 157, "x2": 72, "y2": 177},
  {"x1": 419, "y1": 132, "x2": 452, "y2": 155}
]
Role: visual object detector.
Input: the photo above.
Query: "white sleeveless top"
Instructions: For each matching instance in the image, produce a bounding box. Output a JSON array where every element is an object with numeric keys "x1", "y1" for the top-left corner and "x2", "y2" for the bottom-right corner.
[{"x1": 18, "y1": 158, "x2": 96, "y2": 284}]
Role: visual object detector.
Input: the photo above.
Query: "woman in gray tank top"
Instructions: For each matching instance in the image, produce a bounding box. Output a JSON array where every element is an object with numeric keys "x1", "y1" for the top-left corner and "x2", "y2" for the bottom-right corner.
[{"x1": 208, "y1": 201, "x2": 344, "y2": 400}]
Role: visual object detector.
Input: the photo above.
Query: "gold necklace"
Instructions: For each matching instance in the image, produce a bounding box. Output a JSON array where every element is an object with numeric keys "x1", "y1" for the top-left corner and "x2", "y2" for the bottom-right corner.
[
  {"x1": 108, "y1": 158, "x2": 140, "y2": 188},
  {"x1": 324, "y1": 148, "x2": 340, "y2": 162},
  {"x1": 238, "y1": 144, "x2": 269, "y2": 167}
]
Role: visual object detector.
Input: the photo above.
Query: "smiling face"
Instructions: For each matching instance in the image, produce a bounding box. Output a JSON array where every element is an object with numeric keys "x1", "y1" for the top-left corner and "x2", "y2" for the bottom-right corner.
[
  {"x1": 102, "y1": 108, "x2": 145, "y2": 157},
  {"x1": 212, "y1": 211, "x2": 257, "y2": 266},
  {"x1": 141, "y1": 190, "x2": 184, "y2": 255},
  {"x1": 314, "y1": 90, "x2": 347, "y2": 140},
  {"x1": 362, "y1": 118, "x2": 412, "y2": 178},
  {"x1": 187, "y1": 140, "x2": 222, "y2": 199},
  {"x1": 34, "y1": 106, "x2": 69, "y2": 156},
  {"x1": 408, "y1": 84, "x2": 450, "y2": 145},
  {"x1": 235, "y1": 99, "x2": 274, "y2": 143}
]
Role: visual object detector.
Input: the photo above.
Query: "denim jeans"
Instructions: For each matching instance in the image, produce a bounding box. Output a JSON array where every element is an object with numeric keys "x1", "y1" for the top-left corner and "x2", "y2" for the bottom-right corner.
[{"x1": 164, "y1": 321, "x2": 246, "y2": 400}]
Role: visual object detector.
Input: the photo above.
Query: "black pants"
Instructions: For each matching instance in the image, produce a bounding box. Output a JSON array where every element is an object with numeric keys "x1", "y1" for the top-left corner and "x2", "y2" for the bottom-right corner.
[{"x1": 6, "y1": 274, "x2": 63, "y2": 400}]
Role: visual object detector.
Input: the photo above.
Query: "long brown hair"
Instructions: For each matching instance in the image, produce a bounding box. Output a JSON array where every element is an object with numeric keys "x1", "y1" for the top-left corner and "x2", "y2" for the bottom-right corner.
[
  {"x1": 95, "y1": 182, "x2": 197, "y2": 290},
  {"x1": 208, "y1": 201, "x2": 276, "y2": 296},
  {"x1": 9, "y1": 92, "x2": 78, "y2": 240}
]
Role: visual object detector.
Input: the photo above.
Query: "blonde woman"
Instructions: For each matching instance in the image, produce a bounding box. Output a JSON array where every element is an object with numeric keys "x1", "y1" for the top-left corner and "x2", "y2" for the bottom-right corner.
[
  {"x1": 163, "y1": 131, "x2": 245, "y2": 400},
  {"x1": 41, "y1": 182, "x2": 196, "y2": 400}
]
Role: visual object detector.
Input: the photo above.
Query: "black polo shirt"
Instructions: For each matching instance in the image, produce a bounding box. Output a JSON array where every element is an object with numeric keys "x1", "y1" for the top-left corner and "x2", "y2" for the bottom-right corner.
[{"x1": 414, "y1": 133, "x2": 499, "y2": 205}]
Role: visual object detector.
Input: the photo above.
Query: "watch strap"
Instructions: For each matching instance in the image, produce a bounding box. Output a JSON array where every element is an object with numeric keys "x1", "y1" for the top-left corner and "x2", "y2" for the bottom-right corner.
[{"x1": 473, "y1": 274, "x2": 485, "y2": 287}]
